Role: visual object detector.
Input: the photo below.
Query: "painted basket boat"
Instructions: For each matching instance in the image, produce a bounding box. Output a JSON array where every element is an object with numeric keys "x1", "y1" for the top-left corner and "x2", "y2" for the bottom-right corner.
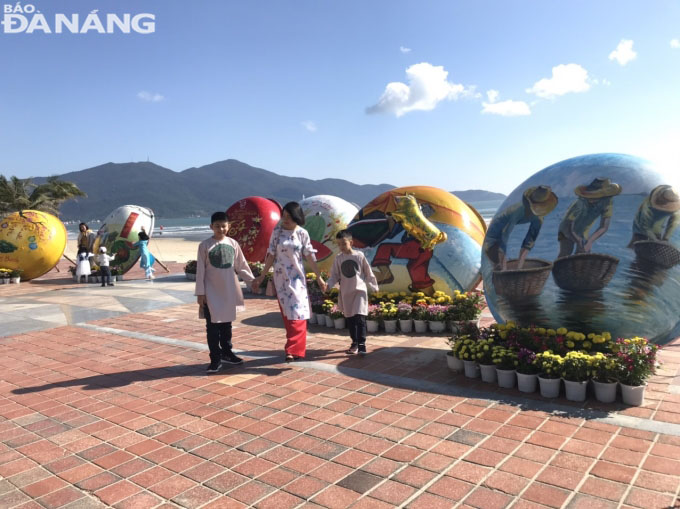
[
  {"x1": 634, "y1": 240, "x2": 680, "y2": 269},
  {"x1": 552, "y1": 253, "x2": 619, "y2": 291},
  {"x1": 492, "y1": 258, "x2": 553, "y2": 299}
]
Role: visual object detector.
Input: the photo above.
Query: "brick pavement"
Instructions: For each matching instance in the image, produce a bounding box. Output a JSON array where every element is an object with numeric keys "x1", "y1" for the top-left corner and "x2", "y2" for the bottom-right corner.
[{"x1": 0, "y1": 273, "x2": 679, "y2": 508}]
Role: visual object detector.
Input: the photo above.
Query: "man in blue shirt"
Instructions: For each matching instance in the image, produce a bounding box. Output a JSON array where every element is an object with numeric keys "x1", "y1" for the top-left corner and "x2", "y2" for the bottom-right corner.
[
  {"x1": 558, "y1": 177, "x2": 621, "y2": 258},
  {"x1": 484, "y1": 185, "x2": 558, "y2": 271}
]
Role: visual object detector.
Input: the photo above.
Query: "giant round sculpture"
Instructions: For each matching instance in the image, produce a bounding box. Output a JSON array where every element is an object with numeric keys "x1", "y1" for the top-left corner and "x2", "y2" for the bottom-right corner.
[
  {"x1": 299, "y1": 195, "x2": 359, "y2": 273},
  {"x1": 0, "y1": 210, "x2": 67, "y2": 280},
  {"x1": 226, "y1": 197, "x2": 282, "y2": 262},
  {"x1": 93, "y1": 205, "x2": 155, "y2": 274},
  {"x1": 482, "y1": 153, "x2": 680, "y2": 344},
  {"x1": 348, "y1": 186, "x2": 486, "y2": 295}
]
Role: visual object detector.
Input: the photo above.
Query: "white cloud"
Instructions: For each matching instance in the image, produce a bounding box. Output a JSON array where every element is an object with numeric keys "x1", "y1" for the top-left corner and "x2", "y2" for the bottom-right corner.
[
  {"x1": 137, "y1": 91, "x2": 164, "y2": 102},
  {"x1": 671, "y1": 39, "x2": 680, "y2": 49},
  {"x1": 608, "y1": 39, "x2": 637, "y2": 66},
  {"x1": 301, "y1": 120, "x2": 317, "y2": 133},
  {"x1": 526, "y1": 64, "x2": 591, "y2": 99},
  {"x1": 400, "y1": 46, "x2": 412, "y2": 54},
  {"x1": 481, "y1": 89, "x2": 530, "y2": 116},
  {"x1": 366, "y1": 62, "x2": 475, "y2": 117}
]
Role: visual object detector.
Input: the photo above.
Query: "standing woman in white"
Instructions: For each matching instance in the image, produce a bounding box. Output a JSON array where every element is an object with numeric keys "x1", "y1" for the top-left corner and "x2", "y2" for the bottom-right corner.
[{"x1": 254, "y1": 202, "x2": 326, "y2": 361}]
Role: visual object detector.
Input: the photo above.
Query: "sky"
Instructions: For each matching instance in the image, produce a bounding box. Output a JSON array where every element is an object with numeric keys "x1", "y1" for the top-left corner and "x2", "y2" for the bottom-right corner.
[{"x1": 1, "y1": 0, "x2": 680, "y2": 193}]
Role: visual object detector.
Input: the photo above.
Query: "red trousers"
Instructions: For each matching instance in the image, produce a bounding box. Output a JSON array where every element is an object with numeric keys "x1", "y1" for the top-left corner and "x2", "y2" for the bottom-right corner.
[
  {"x1": 278, "y1": 303, "x2": 307, "y2": 357},
  {"x1": 372, "y1": 239, "x2": 435, "y2": 289}
]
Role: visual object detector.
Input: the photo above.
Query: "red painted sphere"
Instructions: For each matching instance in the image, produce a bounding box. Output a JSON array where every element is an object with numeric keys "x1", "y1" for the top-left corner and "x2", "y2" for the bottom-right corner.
[{"x1": 226, "y1": 197, "x2": 282, "y2": 262}]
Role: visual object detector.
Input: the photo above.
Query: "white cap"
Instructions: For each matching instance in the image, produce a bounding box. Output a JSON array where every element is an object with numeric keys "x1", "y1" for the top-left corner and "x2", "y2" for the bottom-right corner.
[{"x1": 99, "y1": 247, "x2": 107, "y2": 253}]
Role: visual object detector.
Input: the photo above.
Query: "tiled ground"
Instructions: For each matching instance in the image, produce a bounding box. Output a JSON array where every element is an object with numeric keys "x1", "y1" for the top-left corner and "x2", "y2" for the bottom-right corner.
[{"x1": 1, "y1": 271, "x2": 679, "y2": 508}]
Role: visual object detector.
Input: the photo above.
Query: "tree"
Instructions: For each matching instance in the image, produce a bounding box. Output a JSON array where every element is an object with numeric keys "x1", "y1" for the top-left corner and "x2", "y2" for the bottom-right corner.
[{"x1": 0, "y1": 176, "x2": 86, "y2": 217}]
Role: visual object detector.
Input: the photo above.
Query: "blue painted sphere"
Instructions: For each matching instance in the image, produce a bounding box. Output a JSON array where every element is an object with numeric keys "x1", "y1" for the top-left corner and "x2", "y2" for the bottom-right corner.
[{"x1": 482, "y1": 153, "x2": 680, "y2": 344}]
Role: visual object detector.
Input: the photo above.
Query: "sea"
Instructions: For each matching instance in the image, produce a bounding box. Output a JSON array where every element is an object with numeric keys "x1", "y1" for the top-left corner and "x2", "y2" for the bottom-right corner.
[{"x1": 65, "y1": 199, "x2": 505, "y2": 240}]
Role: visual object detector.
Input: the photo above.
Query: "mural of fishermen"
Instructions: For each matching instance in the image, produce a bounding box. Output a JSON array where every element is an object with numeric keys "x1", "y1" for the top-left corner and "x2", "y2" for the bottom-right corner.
[
  {"x1": 629, "y1": 185, "x2": 680, "y2": 269},
  {"x1": 557, "y1": 177, "x2": 622, "y2": 258},
  {"x1": 483, "y1": 185, "x2": 558, "y2": 271}
]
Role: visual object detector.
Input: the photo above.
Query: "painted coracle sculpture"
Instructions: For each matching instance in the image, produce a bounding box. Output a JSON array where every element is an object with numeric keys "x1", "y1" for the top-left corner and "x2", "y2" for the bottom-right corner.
[
  {"x1": 0, "y1": 210, "x2": 67, "y2": 280},
  {"x1": 481, "y1": 153, "x2": 680, "y2": 344},
  {"x1": 348, "y1": 186, "x2": 486, "y2": 296},
  {"x1": 93, "y1": 205, "x2": 155, "y2": 274}
]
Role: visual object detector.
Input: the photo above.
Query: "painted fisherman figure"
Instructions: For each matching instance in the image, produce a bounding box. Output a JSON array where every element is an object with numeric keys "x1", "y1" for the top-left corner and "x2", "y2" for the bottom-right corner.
[
  {"x1": 628, "y1": 185, "x2": 680, "y2": 247},
  {"x1": 483, "y1": 185, "x2": 558, "y2": 271},
  {"x1": 557, "y1": 177, "x2": 621, "y2": 258}
]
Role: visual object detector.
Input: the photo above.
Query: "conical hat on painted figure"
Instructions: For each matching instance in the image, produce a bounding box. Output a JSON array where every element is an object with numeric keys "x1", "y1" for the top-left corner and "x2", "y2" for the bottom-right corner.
[{"x1": 93, "y1": 205, "x2": 155, "y2": 274}]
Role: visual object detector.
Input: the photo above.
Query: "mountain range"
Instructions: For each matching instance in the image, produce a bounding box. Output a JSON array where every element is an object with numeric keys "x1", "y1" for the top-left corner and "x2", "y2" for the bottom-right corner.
[{"x1": 31, "y1": 159, "x2": 505, "y2": 220}]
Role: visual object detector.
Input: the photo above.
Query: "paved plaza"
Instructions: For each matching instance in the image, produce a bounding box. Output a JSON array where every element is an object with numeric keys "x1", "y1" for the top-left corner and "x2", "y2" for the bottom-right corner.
[{"x1": 0, "y1": 266, "x2": 679, "y2": 508}]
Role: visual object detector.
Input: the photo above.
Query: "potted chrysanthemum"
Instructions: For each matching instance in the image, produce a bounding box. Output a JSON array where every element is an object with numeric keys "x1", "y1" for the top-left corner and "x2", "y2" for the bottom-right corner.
[{"x1": 615, "y1": 337, "x2": 660, "y2": 406}]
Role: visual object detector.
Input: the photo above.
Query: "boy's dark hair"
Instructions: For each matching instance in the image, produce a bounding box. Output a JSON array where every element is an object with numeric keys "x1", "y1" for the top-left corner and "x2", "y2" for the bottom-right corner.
[
  {"x1": 211, "y1": 211, "x2": 229, "y2": 224},
  {"x1": 336, "y1": 229, "x2": 352, "y2": 240},
  {"x1": 79, "y1": 222, "x2": 88, "y2": 229},
  {"x1": 282, "y1": 202, "x2": 305, "y2": 226},
  {"x1": 78, "y1": 246, "x2": 87, "y2": 254}
]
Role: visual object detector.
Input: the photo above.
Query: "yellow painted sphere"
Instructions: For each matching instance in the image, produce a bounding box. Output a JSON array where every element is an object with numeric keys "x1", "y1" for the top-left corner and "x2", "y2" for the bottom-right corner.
[
  {"x1": 0, "y1": 210, "x2": 67, "y2": 280},
  {"x1": 349, "y1": 186, "x2": 487, "y2": 294}
]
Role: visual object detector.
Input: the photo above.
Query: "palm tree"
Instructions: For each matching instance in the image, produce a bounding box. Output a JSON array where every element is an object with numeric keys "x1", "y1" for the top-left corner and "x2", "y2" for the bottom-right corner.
[{"x1": 0, "y1": 176, "x2": 86, "y2": 217}]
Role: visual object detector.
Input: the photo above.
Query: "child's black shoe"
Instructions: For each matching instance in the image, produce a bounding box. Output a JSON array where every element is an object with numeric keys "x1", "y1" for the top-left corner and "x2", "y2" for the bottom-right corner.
[
  {"x1": 222, "y1": 352, "x2": 244, "y2": 365},
  {"x1": 206, "y1": 361, "x2": 222, "y2": 373},
  {"x1": 346, "y1": 344, "x2": 358, "y2": 355},
  {"x1": 358, "y1": 344, "x2": 367, "y2": 355}
]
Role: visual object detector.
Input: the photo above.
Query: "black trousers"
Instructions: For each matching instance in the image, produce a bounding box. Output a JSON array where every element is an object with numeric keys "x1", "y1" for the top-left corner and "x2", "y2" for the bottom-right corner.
[
  {"x1": 347, "y1": 314, "x2": 367, "y2": 346},
  {"x1": 204, "y1": 305, "x2": 232, "y2": 363},
  {"x1": 100, "y1": 266, "x2": 111, "y2": 285}
]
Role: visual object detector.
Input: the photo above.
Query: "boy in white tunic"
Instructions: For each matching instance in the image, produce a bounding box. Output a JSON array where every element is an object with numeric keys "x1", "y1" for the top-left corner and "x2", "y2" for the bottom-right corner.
[
  {"x1": 195, "y1": 212, "x2": 256, "y2": 373},
  {"x1": 326, "y1": 230, "x2": 379, "y2": 355}
]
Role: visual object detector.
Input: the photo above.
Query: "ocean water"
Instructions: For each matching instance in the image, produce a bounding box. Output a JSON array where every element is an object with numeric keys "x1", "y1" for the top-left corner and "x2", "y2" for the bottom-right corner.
[{"x1": 64, "y1": 199, "x2": 501, "y2": 240}]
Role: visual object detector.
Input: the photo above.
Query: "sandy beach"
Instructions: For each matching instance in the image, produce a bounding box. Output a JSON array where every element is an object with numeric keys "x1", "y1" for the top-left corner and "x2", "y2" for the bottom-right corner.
[{"x1": 65, "y1": 236, "x2": 201, "y2": 264}]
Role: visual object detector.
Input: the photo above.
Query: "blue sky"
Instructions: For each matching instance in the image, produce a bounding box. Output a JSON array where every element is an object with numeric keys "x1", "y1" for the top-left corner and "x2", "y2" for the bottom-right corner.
[{"x1": 1, "y1": 0, "x2": 680, "y2": 192}]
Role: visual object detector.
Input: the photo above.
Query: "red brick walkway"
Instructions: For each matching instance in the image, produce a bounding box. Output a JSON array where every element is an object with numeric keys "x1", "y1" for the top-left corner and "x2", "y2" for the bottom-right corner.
[{"x1": 1, "y1": 274, "x2": 679, "y2": 508}]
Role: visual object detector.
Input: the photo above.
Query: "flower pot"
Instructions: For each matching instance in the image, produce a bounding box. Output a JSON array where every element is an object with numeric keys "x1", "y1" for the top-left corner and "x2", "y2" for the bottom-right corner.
[
  {"x1": 308, "y1": 312, "x2": 317, "y2": 324},
  {"x1": 463, "y1": 360, "x2": 480, "y2": 378},
  {"x1": 446, "y1": 352, "x2": 463, "y2": 372},
  {"x1": 399, "y1": 319, "x2": 413, "y2": 333},
  {"x1": 185, "y1": 272, "x2": 196, "y2": 281},
  {"x1": 413, "y1": 320, "x2": 428, "y2": 333},
  {"x1": 538, "y1": 375, "x2": 561, "y2": 398},
  {"x1": 117, "y1": 275, "x2": 124, "y2": 281},
  {"x1": 496, "y1": 368, "x2": 516, "y2": 388},
  {"x1": 593, "y1": 380, "x2": 617, "y2": 404},
  {"x1": 10, "y1": 277, "x2": 20, "y2": 284},
  {"x1": 429, "y1": 320, "x2": 446, "y2": 333},
  {"x1": 516, "y1": 372, "x2": 538, "y2": 393},
  {"x1": 479, "y1": 363, "x2": 497, "y2": 383},
  {"x1": 324, "y1": 314, "x2": 334, "y2": 328},
  {"x1": 383, "y1": 320, "x2": 398, "y2": 333},
  {"x1": 563, "y1": 379, "x2": 588, "y2": 402},
  {"x1": 450, "y1": 320, "x2": 479, "y2": 334},
  {"x1": 333, "y1": 317, "x2": 346, "y2": 329},
  {"x1": 620, "y1": 383, "x2": 646, "y2": 406},
  {"x1": 367, "y1": 320, "x2": 380, "y2": 333},
  {"x1": 0, "y1": 278, "x2": 7, "y2": 284}
]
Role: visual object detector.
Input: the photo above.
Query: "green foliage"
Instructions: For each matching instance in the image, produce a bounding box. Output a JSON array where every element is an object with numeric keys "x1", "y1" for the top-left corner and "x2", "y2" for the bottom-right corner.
[{"x1": 0, "y1": 175, "x2": 86, "y2": 216}]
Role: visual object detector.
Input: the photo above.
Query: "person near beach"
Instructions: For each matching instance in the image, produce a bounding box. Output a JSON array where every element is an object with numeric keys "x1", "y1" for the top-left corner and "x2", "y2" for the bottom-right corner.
[
  {"x1": 253, "y1": 202, "x2": 327, "y2": 362},
  {"x1": 133, "y1": 228, "x2": 156, "y2": 279},
  {"x1": 96, "y1": 247, "x2": 117, "y2": 287},
  {"x1": 628, "y1": 185, "x2": 680, "y2": 247},
  {"x1": 77, "y1": 222, "x2": 96, "y2": 251},
  {"x1": 483, "y1": 185, "x2": 558, "y2": 270},
  {"x1": 195, "y1": 211, "x2": 256, "y2": 373},
  {"x1": 557, "y1": 177, "x2": 621, "y2": 258},
  {"x1": 75, "y1": 246, "x2": 93, "y2": 283},
  {"x1": 326, "y1": 230, "x2": 379, "y2": 355}
]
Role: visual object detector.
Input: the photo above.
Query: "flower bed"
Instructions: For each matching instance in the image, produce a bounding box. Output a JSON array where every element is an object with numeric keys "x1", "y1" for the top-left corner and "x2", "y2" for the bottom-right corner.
[{"x1": 447, "y1": 322, "x2": 660, "y2": 405}]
